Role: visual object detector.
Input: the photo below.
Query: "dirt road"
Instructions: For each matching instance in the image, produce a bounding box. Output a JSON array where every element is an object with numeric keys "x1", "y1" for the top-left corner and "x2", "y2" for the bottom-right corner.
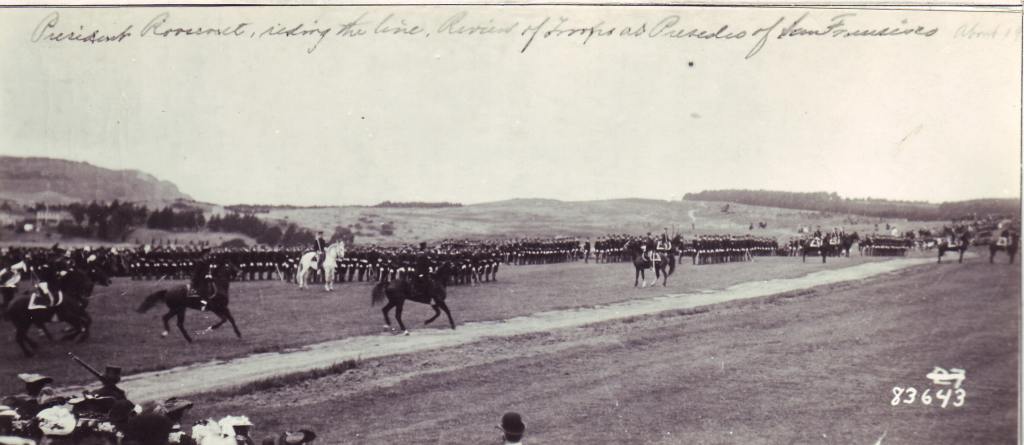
[{"x1": 70, "y1": 257, "x2": 938, "y2": 403}]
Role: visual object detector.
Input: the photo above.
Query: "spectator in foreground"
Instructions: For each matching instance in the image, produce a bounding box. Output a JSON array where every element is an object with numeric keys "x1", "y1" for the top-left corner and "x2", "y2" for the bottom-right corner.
[{"x1": 499, "y1": 412, "x2": 525, "y2": 445}]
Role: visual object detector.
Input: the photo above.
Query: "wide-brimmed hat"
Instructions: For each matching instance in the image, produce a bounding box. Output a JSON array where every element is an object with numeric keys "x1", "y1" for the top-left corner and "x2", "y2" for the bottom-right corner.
[
  {"x1": 17, "y1": 374, "x2": 53, "y2": 396},
  {"x1": 0, "y1": 436, "x2": 36, "y2": 445},
  {"x1": 272, "y1": 429, "x2": 317, "y2": 445},
  {"x1": 36, "y1": 406, "x2": 76, "y2": 436}
]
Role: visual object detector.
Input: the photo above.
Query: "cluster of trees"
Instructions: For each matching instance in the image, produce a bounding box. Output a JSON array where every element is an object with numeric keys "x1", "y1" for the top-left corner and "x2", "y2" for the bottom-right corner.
[
  {"x1": 59, "y1": 201, "x2": 149, "y2": 241},
  {"x1": 373, "y1": 201, "x2": 463, "y2": 208},
  {"x1": 206, "y1": 213, "x2": 320, "y2": 246},
  {"x1": 146, "y1": 207, "x2": 206, "y2": 231},
  {"x1": 684, "y1": 190, "x2": 1019, "y2": 221}
]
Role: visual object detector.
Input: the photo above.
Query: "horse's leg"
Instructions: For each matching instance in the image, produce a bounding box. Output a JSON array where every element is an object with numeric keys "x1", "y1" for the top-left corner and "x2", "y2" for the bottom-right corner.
[
  {"x1": 394, "y1": 301, "x2": 408, "y2": 334},
  {"x1": 958, "y1": 249, "x2": 964, "y2": 264},
  {"x1": 15, "y1": 324, "x2": 34, "y2": 357},
  {"x1": 381, "y1": 301, "x2": 395, "y2": 330},
  {"x1": 161, "y1": 311, "x2": 175, "y2": 337},
  {"x1": 425, "y1": 304, "x2": 441, "y2": 325},
  {"x1": 634, "y1": 267, "x2": 640, "y2": 287},
  {"x1": 176, "y1": 310, "x2": 193, "y2": 343},
  {"x1": 437, "y1": 300, "x2": 456, "y2": 330},
  {"x1": 990, "y1": 247, "x2": 996, "y2": 264},
  {"x1": 38, "y1": 322, "x2": 56, "y2": 342},
  {"x1": 221, "y1": 308, "x2": 242, "y2": 338}
]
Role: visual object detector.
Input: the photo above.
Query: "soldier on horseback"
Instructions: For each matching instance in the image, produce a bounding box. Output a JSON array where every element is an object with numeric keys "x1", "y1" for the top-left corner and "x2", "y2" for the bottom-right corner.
[
  {"x1": 190, "y1": 251, "x2": 213, "y2": 311},
  {"x1": 413, "y1": 242, "x2": 432, "y2": 300},
  {"x1": 313, "y1": 231, "x2": 327, "y2": 272}
]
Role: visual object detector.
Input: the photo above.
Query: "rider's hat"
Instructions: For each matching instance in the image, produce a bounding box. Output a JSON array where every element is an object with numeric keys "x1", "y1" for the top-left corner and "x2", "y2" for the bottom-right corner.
[{"x1": 103, "y1": 366, "x2": 122, "y2": 383}]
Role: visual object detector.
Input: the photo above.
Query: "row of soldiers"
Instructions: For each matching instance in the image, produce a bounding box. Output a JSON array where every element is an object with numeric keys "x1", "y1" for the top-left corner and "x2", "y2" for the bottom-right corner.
[
  {"x1": 1, "y1": 358, "x2": 316, "y2": 445},
  {"x1": 860, "y1": 235, "x2": 912, "y2": 256}
]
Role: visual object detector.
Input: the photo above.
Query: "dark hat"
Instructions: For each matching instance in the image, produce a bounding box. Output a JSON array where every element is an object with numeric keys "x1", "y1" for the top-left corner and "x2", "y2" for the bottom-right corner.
[
  {"x1": 500, "y1": 412, "x2": 525, "y2": 435},
  {"x1": 103, "y1": 366, "x2": 122, "y2": 382},
  {"x1": 162, "y1": 398, "x2": 193, "y2": 423}
]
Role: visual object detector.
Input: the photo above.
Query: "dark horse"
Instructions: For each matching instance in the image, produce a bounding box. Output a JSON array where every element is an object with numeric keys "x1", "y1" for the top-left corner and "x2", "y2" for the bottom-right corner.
[
  {"x1": 801, "y1": 236, "x2": 833, "y2": 263},
  {"x1": 136, "y1": 262, "x2": 242, "y2": 343},
  {"x1": 937, "y1": 232, "x2": 971, "y2": 264},
  {"x1": 627, "y1": 241, "x2": 676, "y2": 287},
  {"x1": 989, "y1": 233, "x2": 1019, "y2": 264},
  {"x1": 839, "y1": 232, "x2": 859, "y2": 258},
  {"x1": 7, "y1": 268, "x2": 95, "y2": 357},
  {"x1": 371, "y1": 263, "x2": 455, "y2": 335}
]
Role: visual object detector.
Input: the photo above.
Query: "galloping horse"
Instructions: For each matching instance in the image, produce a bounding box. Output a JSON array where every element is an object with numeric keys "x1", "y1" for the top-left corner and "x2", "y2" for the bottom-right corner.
[
  {"x1": 136, "y1": 262, "x2": 242, "y2": 343},
  {"x1": 7, "y1": 268, "x2": 92, "y2": 357},
  {"x1": 989, "y1": 232, "x2": 1019, "y2": 264},
  {"x1": 371, "y1": 262, "x2": 455, "y2": 335},
  {"x1": 297, "y1": 242, "x2": 345, "y2": 291},
  {"x1": 937, "y1": 232, "x2": 971, "y2": 264},
  {"x1": 627, "y1": 241, "x2": 675, "y2": 287}
]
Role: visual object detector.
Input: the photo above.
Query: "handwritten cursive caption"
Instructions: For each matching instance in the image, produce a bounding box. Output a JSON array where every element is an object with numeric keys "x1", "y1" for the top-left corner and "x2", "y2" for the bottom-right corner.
[
  {"x1": 890, "y1": 367, "x2": 967, "y2": 408},
  {"x1": 28, "y1": 10, "x2": 951, "y2": 58}
]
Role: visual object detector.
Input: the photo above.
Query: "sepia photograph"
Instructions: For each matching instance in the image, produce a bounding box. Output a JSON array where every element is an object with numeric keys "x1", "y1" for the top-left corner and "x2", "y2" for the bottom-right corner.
[{"x1": 0, "y1": 2, "x2": 1020, "y2": 444}]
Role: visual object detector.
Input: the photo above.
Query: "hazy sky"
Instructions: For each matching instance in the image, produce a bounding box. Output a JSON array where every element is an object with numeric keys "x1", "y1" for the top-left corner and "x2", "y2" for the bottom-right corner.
[{"x1": 1, "y1": 6, "x2": 1019, "y2": 205}]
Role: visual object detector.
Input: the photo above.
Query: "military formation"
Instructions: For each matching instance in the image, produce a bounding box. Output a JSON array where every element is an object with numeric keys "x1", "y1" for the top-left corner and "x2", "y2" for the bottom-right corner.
[
  {"x1": 860, "y1": 235, "x2": 913, "y2": 256},
  {"x1": 0, "y1": 356, "x2": 317, "y2": 445}
]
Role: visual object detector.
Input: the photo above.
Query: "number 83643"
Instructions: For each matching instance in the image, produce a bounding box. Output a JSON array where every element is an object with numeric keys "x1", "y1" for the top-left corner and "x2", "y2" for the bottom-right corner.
[{"x1": 891, "y1": 387, "x2": 966, "y2": 408}]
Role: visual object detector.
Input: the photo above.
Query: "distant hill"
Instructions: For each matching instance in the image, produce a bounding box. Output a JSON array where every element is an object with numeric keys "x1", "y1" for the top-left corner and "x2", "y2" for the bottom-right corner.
[
  {"x1": 684, "y1": 190, "x2": 1019, "y2": 221},
  {"x1": 0, "y1": 156, "x2": 191, "y2": 205}
]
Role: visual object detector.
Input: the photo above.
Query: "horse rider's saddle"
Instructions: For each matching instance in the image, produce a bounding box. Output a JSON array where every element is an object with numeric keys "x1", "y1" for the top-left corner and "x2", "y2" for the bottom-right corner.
[
  {"x1": 997, "y1": 237, "x2": 1010, "y2": 247},
  {"x1": 809, "y1": 237, "x2": 823, "y2": 248},
  {"x1": 828, "y1": 236, "x2": 841, "y2": 246},
  {"x1": 28, "y1": 283, "x2": 63, "y2": 310}
]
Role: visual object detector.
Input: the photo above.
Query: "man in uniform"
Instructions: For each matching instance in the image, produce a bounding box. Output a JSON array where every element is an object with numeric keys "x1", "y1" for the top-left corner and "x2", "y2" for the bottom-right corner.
[
  {"x1": 190, "y1": 251, "x2": 213, "y2": 311},
  {"x1": 413, "y1": 242, "x2": 432, "y2": 298},
  {"x1": 312, "y1": 231, "x2": 327, "y2": 273}
]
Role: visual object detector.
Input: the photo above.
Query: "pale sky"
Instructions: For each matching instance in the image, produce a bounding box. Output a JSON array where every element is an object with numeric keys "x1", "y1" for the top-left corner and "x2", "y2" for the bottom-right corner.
[{"x1": 1, "y1": 6, "x2": 1020, "y2": 205}]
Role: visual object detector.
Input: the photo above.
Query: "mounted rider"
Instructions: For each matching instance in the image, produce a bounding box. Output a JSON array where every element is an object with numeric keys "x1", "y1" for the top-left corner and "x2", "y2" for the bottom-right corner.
[
  {"x1": 656, "y1": 228, "x2": 672, "y2": 253},
  {"x1": 190, "y1": 250, "x2": 213, "y2": 311},
  {"x1": 412, "y1": 242, "x2": 432, "y2": 299},
  {"x1": 313, "y1": 231, "x2": 327, "y2": 271}
]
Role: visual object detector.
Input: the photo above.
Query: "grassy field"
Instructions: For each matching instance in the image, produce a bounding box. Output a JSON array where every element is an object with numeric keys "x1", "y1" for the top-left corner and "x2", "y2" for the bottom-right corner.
[
  {"x1": 185, "y1": 256, "x2": 1019, "y2": 444},
  {"x1": 265, "y1": 199, "x2": 934, "y2": 245},
  {"x1": 1, "y1": 254, "x2": 901, "y2": 394}
]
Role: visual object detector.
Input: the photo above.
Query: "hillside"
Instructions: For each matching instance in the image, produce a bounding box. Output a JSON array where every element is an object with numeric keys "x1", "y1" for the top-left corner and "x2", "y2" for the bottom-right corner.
[
  {"x1": 684, "y1": 190, "x2": 1019, "y2": 221},
  {"x1": 0, "y1": 156, "x2": 191, "y2": 205},
  {"x1": 262, "y1": 198, "x2": 933, "y2": 245}
]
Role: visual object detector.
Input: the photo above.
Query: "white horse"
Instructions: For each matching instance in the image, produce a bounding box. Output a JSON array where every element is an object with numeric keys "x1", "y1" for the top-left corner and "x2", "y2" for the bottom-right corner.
[{"x1": 297, "y1": 241, "x2": 345, "y2": 291}]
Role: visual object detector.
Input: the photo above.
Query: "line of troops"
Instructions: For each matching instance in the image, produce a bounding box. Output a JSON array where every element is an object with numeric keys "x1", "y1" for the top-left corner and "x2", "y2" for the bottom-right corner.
[
  {"x1": 0, "y1": 370, "x2": 317, "y2": 445},
  {"x1": 859, "y1": 235, "x2": 913, "y2": 257}
]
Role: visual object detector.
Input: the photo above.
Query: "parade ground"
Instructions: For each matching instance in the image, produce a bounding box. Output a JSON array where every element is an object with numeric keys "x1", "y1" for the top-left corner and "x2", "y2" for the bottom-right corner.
[{"x1": 1, "y1": 251, "x2": 1018, "y2": 443}]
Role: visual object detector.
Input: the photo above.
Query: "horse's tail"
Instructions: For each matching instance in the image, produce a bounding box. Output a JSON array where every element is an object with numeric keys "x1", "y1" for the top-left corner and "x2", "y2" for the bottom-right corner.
[
  {"x1": 137, "y1": 290, "x2": 167, "y2": 313},
  {"x1": 371, "y1": 282, "x2": 388, "y2": 307}
]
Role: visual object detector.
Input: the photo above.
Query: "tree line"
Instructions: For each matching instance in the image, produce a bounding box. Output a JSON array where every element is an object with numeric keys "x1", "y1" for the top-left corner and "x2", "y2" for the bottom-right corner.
[{"x1": 684, "y1": 190, "x2": 1019, "y2": 221}]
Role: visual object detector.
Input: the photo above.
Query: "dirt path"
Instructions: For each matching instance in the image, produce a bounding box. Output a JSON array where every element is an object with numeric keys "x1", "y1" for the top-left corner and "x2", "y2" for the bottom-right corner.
[{"x1": 66, "y1": 257, "x2": 937, "y2": 402}]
